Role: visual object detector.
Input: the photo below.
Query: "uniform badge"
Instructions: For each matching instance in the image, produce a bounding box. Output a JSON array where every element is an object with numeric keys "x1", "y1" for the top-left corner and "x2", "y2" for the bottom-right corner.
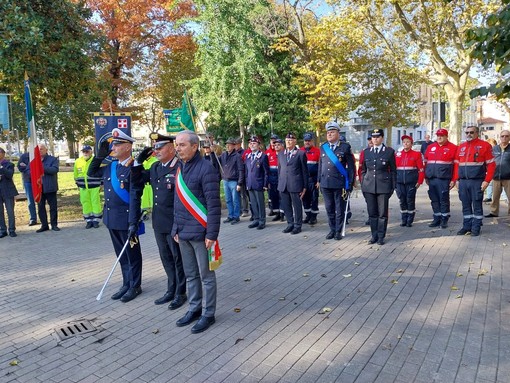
[
  {"x1": 431, "y1": 147, "x2": 436, "y2": 151},
  {"x1": 120, "y1": 181, "x2": 125, "y2": 189}
]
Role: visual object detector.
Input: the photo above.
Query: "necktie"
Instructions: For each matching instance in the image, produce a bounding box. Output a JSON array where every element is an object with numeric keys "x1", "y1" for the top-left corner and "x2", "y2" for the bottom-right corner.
[
  {"x1": 286, "y1": 151, "x2": 291, "y2": 161},
  {"x1": 330, "y1": 144, "x2": 334, "y2": 151},
  {"x1": 375, "y1": 147, "x2": 379, "y2": 154}
]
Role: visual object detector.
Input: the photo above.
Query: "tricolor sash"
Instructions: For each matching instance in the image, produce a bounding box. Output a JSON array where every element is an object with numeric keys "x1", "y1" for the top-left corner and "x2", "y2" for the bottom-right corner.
[
  {"x1": 175, "y1": 167, "x2": 222, "y2": 270},
  {"x1": 322, "y1": 143, "x2": 350, "y2": 190}
]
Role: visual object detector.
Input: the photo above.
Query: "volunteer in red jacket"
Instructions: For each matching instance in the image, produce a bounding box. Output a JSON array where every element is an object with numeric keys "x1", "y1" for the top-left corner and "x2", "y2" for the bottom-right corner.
[
  {"x1": 395, "y1": 135, "x2": 424, "y2": 227},
  {"x1": 454, "y1": 125, "x2": 495, "y2": 236}
]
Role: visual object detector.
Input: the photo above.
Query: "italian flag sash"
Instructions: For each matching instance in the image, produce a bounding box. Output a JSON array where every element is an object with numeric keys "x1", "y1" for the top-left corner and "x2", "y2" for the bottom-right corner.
[{"x1": 175, "y1": 167, "x2": 222, "y2": 270}]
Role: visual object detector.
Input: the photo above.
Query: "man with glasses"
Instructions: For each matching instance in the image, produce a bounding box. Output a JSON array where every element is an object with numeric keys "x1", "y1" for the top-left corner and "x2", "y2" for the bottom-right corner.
[
  {"x1": 454, "y1": 126, "x2": 495, "y2": 236},
  {"x1": 131, "y1": 133, "x2": 187, "y2": 310},
  {"x1": 485, "y1": 130, "x2": 510, "y2": 218}
]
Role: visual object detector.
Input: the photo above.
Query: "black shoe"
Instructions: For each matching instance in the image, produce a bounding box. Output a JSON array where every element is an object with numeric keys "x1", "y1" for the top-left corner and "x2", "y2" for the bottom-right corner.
[
  {"x1": 457, "y1": 228, "x2": 471, "y2": 236},
  {"x1": 471, "y1": 231, "x2": 480, "y2": 237},
  {"x1": 303, "y1": 217, "x2": 310, "y2": 224},
  {"x1": 309, "y1": 218, "x2": 317, "y2": 225},
  {"x1": 280, "y1": 215, "x2": 285, "y2": 222},
  {"x1": 28, "y1": 220, "x2": 37, "y2": 226},
  {"x1": 9, "y1": 232, "x2": 17, "y2": 238},
  {"x1": 271, "y1": 214, "x2": 281, "y2": 222},
  {"x1": 257, "y1": 224, "x2": 265, "y2": 230},
  {"x1": 191, "y1": 316, "x2": 215, "y2": 334},
  {"x1": 377, "y1": 239, "x2": 385, "y2": 245},
  {"x1": 0, "y1": 232, "x2": 7, "y2": 238},
  {"x1": 334, "y1": 231, "x2": 342, "y2": 240},
  {"x1": 36, "y1": 226, "x2": 49, "y2": 233},
  {"x1": 51, "y1": 226, "x2": 61, "y2": 232},
  {"x1": 368, "y1": 237, "x2": 378, "y2": 244},
  {"x1": 249, "y1": 216, "x2": 254, "y2": 221},
  {"x1": 325, "y1": 231, "x2": 335, "y2": 239},
  {"x1": 282, "y1": 225, "x2": 294, "y2": 233},
  {"x1": 92, "y1": 221, "x2": 99, "y2": 228},
  {"x1": 168, "y1": 295, "x2": 187, "y2": 310},
  {"x1": 428, "y1": 220, "x2": 441, "y2": 228},
  {"x1": 223, "y1": 217, "x2": 233, "y2": 223},
  {"x1": 268, "y1": 211, "x2": 275, "y2": 217},
  {"x1": 400, "y1": 222, "x2": 407, "y2": 227},
  {"x1": 154, "y1": 292, "x2": 174, "y2": 305},
  {"x1": 483, "y1": 198, "x2": 492, "y2": 202},
  {"x1": 176, "y1": 310, "x2": 202, "y2": 327},
  {"x1": 484, "y1": 213, "x2": 498, "y2": 218},
  {"x1": 111, "y1": 286, "x2": 129, "y2": 300},
  {"x1": 230, "y1": 218, "x2": 240, "y2": 225},
  {"x1": 86, "y1": 222, "x2": 93, "y2": 229},
  {"x1": 291, "y1": 228, "x2": 301, "y2": 235},
  {"x1": 248, "y1": 222, "x2": 259, "y2": 228},
  {"x1": 120, "y1": 287, "x2": 142, "y2": 302},
  {"x1": 406, "y1": 223, "x2": 413, "y2": 227}
]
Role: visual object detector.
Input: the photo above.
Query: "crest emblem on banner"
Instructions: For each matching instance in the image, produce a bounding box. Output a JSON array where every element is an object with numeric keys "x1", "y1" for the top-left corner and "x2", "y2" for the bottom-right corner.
[
  {"x1": 96, "y1": 117, "x2": 107, "y2": 128},
  {"x1": 117, "y1": 119, "x2": 128, "y2": 129}
]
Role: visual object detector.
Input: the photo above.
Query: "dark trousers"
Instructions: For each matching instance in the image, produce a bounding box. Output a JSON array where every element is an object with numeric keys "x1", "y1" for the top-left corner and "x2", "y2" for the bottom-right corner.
[
  {"x1": 23, "y1": 181, "x2": 37, "y2": 222},
  {"x1": 109, "y1": 229, "x2": 142, "y2": 289},
  {"x1": 363, "y1": 192, "x2": 391, "y2": 240},
  {"x1": 428, "y1": 178, "x2": 451, "y2": 218},
  {"x1": 248, "y1": 189, "x2": 266, "y2": 224},
  {"x1": 154, "y1": 231, "x2": 186, "y2": 296},
  {"x1": 38, "y1": 191, "x2": 58, "y2": 228},
  {"x1": 0, "y1": 195, "x2": 15, "y2": 233},
  {"x1": 396, "y1": 183, "x2": 417, "y2": 213},
  {"x1": 302, "y1": 178, "x2": 319, "y2": 214},
  {"x1": 280, "y1": 190, "x2": 303, "y2": 229},
  {"x1": 459, "y1": 179, "x2": 484, "y2": 232},
  {"x1": 321, "y1": 187, "x2": 346, "y2": 232},
  {"x1": 267, "y1": 172, "x2": 280, "y2": 211}
]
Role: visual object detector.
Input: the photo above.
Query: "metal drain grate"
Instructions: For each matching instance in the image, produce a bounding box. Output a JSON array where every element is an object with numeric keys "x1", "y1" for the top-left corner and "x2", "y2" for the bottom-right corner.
[{"x1": 54, "y1": 320, "x2": 97, "y2": 341}]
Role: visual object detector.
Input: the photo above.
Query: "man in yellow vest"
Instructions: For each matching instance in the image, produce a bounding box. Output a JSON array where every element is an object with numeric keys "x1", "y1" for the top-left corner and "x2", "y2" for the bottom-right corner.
[{"x1": 74, "y1": 145, "x2": 103, "y2": 228}]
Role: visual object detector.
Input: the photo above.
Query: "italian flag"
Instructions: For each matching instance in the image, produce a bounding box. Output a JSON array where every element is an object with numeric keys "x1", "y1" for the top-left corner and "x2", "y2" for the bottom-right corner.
[{"x1": 24, "y1": 73, "x2": 44, "y2": 203}]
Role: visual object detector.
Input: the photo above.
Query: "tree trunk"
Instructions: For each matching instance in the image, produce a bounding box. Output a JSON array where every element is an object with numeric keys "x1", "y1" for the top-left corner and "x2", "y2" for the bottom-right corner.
[{"x1": 445, "y1": 84, "x2": 466, "y2": 145}]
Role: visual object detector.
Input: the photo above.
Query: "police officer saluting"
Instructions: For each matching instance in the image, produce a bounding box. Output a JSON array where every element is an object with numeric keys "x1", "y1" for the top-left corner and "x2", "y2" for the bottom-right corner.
[
  {"x1": 454, "y1": 126, "x2": 495, "y2": 236},
  {"x1": 318, "y1": 122, "x2": 354, "y2": 240},
  {"x1": 88, "y1": 128, "x2": 143, "y2": 302},
  {"x1": 131, "y1": 133, "x2": 187, "y2": 309}
]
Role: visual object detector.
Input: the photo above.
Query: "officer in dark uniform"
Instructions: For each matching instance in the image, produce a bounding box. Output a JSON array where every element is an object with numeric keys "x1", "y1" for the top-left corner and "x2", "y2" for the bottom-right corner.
[
  {"x1": 131, "y1": 133, "x2": 187, "y2": 309},
  {"x1": 360, "y1": 129, "x2": 397, "y2": 245},
  {"x1": 265, "y1": 134, "x2": 281, "y2": 219},
  {"x1": 88, "y1": 128, "x2": 143, "y2": 303},
  {"x1": 244, "y1": 136, "x2": 269, "y2": 230},
  {"x1": 278, "y1": 132, "x2": 309, "y2": 234},
  {"x1": 301, "y1": 132, "x2": 321, "y2": 224},
  {"x1": 318, "y1": 122, "x2": 355, "y2": 240}
]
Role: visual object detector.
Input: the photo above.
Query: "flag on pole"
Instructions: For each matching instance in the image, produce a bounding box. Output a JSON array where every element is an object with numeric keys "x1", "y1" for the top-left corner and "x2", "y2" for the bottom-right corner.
[
  {"x1": 24, "y1": 72, "x2": 44, "y2": 203},
  {"x1": 180, "y1": 90, "x2": 197, "y2": 131}
]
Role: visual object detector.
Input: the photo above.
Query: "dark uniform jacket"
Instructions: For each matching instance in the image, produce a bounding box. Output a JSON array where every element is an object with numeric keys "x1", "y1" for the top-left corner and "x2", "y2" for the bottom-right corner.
[
  {"x1": 131, "y1": 156, "x2": 179, "y2": 234},
  {"x1": 318, "y1": 142, "x2": 355, "y2": 189},
  {"x1": 244, "y1": 151, "x2": 269, "y2": 191},
  {"x1": 219, "y1": 150, "x2": 244, "y2": 185},
  {"x1": 17, "y1": 153, "x2": 31, "y2": 183},
  {"x1": 171, "y1": 151, "x2": 221, "y2": 242},
  {"x1": 361, "y1": 145, "x2": 397, "y2": 194},
  {"x1": 492, "y1": 144, "x2": 510, "y2": 180},
  {"x1": 0, "y1": 159, "x2": 19, "y2": 198},
  {"x1": 277, "y1": 149, "x2": 309, "y2": 193},
  {"x1": 41, "y1": 154, "x2": 59, "y2": 193},
  {"x1": 88, "y1": 158, "x2": 139, "y2": 230}
]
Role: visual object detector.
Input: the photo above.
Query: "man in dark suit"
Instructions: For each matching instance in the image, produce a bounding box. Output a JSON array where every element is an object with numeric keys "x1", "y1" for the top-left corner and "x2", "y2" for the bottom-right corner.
[
  {"x1": 360, "y1": 129, "x2": 397, "y2": 245},
  {"x1": 88, "y1": 128, "x2": 143, "y2": 303},
  {"x1": 318, "y1": 122, "x2": 355, "y2": 240},
  {"x1": 244, "y1": 136, "x2": 269, "y2": 230},
  {"x1": 131, "y1": 133, "x2": 187, "y2": 309},
  {"x1": 36, "y1": 144, "x2": 60, "y2": 232},
  {"x1": 278, "y1": 132, "x2": 309, "y2": 234},
  {"x1": 0, "y1": 147, "x2": 19, "y2": 238}
]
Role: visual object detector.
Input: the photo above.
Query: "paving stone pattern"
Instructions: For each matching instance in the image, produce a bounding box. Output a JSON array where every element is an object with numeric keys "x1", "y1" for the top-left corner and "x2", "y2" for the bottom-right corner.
[{"x1": 1, "y1": 188, "x2": 509, "y2": 382}]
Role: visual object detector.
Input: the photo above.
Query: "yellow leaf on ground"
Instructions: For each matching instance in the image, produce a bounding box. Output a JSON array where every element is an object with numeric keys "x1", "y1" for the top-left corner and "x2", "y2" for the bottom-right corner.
[
  {"x1": 9, "y1": 360, "x2": 18, "y2": 366},
  {"x1": 390, "y1": 279, "x2": 398, "y2": 284},
  {"x1": 451, "y1": 286, "x2": 459, "y2": 291},
  {"x1": 478, "y1": 269, "x2": 488, "y2": 276},
  {"x1": 233, "y1": 308, "x2": 241, "y2": 313}
]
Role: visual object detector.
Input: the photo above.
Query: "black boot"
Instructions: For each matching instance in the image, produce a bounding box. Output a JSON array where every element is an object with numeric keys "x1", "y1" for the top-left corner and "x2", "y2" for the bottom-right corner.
[
  {"x1": 406, "y1": 213, "x2": 415, "y2": 227},
  {"x1": 368, "y1": 218, "x2": 378, "y2": 243},
  {"x1": 303, "y1": 212, "x2": 311, "y2": 224},
  {"x1": 377, "y1": 217, "x2": 387, "y2": 245},
  {"x1": 428, "y1": 216, "x2": 441, "y2": 227},
  {"x1": 280, "y1": 213, "x2": 285, "y2": 222},
  {"x1": 400, "y1": 213, "x2": 408, "y2": 227},
  {"x1": 272, "y1": 213, "x2": 281, "y2": 222},
  {"x1": 440, "y1": 216, "x2": 449, "y2": 229},
  {"x1": 309, "y1": 213, "x2": 317, "y2": 225}
]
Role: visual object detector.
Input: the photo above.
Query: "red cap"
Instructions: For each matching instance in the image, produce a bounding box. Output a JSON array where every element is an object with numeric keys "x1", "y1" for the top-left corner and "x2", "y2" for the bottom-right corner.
[
  {"x1": 436, "y1": 129, "x2": 448, "y2": 136},
  {"x1": 401, "y1": 135, "x2": 413, "y2": 143}
]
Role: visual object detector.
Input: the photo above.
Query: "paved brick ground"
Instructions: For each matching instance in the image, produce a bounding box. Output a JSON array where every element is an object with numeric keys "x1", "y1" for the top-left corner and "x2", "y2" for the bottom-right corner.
[{"x1": 1, "y1": 188, "x2": 509, "y2": 382}]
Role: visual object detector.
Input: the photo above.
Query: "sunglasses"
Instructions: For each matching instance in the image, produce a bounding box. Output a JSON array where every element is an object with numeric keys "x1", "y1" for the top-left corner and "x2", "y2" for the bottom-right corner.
[
  {"x1": 501, "y1": 135, "x2": 509, "y2": 138},
  {"x1": 465, "y1": 131, "x2": 476, "y2": 135}
]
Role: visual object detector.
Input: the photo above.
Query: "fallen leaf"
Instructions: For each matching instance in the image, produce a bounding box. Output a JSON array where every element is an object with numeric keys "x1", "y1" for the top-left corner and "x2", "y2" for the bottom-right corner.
[
  {"x1": 456, "y1": 273, "x2": 463, "y2": 277},
  {"x1": 382, "y1": 343, "x2": 392, "y2": 350},
  {"x1": 279, "y1": 297, "x2": 286, "y2": 301},
  {"x1": 235, "y1": 338, "x2": 244, "y2": 345},
  {"x1": 152, "y1": 329, "x2": 159, "y2": 334},
  {"x1": 503, "y1": 243, "x2": 507, "y2": 247},
  {"x1": 390, "y1": 279, "x2": 398, "y2": 284},
  {"x1": 303, "y1": 273, "x2": 309, "y2": 277},
  {"x1": 243, "y1": 278, "x2": 251, "y2": 282},
  {"x1": 71, "y1": 279, "x2": 75, "y2": 282},
  {"x1": 343, "y1": 274, "x2": 352, "y2": 278},
  {"x1": 397, "y1": 335, "x2": 402, "y2": 340},
  {"x1": 318, "y1": 307, "x2": 331, "y2": 314},
  {"x1": 396, "y1": 269, "x2": 404, "y2": 274},
  {"x1": 354, "y1": 262, "x2": 360, "y2": 266},
  {"x1": 478, "y1": 269, "x2": 488, "y2": 276},
  {"x1": 9, "y1": 360, "x2": 18, "y2": 366},
  {"x1": 456, "y1": 295, "x2": 462, "y2": 299},
  {"x1": 247, "y1": 245, "x2": 257, "y2": 249},
  {"x1": 233, "y1": 308, "x2": 241, "y2": 313},
  {"x1": 487, "y1": 238, "x2": 493, "y2": 242},
  {"x1": 468, "y1": 261, "x2": 475, "y2": 265},
  {"x1": 451, "y1": 286, "x2": 459, "y2": 291}
]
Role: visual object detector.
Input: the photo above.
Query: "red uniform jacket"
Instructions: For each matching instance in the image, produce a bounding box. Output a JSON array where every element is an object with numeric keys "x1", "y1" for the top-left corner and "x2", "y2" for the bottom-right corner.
[{"x1": 454, "y1": 138, "x2": 495, "y2": 182}]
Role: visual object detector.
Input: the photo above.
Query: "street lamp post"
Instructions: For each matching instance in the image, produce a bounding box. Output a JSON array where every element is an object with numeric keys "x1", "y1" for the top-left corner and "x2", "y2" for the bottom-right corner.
[
  {"x1": 268, "y1": 106, "x2": 274, "y2": 136},
  {"x1": 434, "y1": 81, "x2": 447, "y2": 133}
]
